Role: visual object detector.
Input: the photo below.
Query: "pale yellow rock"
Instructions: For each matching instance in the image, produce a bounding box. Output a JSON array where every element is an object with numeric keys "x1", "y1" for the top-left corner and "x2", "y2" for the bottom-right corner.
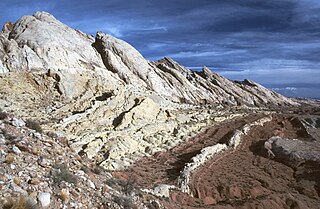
[{"x1": 116, "y1": 97, "x2": 160, "y2": 130}]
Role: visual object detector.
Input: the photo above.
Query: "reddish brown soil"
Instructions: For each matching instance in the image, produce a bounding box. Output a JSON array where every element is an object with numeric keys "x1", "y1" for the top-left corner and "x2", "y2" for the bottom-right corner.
[
  {"x1": 113, "y1": 112, "x2": 320, "y2": 209},
  {"x1": 113, "y1": 113, "x2": 265, "y2": 187}
]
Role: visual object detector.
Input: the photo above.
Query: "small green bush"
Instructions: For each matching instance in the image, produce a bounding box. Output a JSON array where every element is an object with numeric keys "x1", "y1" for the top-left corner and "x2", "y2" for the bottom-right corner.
[
  {"x1": 1, "y1": 129, "x2": 17, "y2": 141},
  {"x1": 52, "y1": 164, "x2": 77, "y2": 185},
  {"x1": 123, "y1": 178, "x2": 136, "y2": 195},
  {"x1": 113, "y1": 196, "x2": 136, "y2": 209}
]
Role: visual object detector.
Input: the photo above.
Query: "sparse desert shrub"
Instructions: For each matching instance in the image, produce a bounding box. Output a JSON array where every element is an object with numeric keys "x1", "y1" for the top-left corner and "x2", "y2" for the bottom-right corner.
[
  {"x1": 5, "y1": 153, "x2": 15, "y2": 164},
  {"x1": 105, "y1": 175, "x2": 137, "y2": 195},
  {"x1": 2, "y1": 196, "x2": 38, "y2": 209},
  {"x1": 105, "y1": 177, "x2": 119, "y2": 187},
  {"x1": 59, "y1": 188, "x2": 70, "y2": 203},
  {"x1": 146, "y1": 201, "x2": 160, "y2": 209},
  {"x1": 52, "y1": 164, "x2": 77, "y2": 185},
  {"x1": 92, "y1": 166, "x2": 102, "y2": 175},
  {"x1": 1, "y1": 129, "x2": 17, "y2": 141},
  {"x1": 45, "y1": 131, "x2": 58, "y2": 139},
  {"x1": 25, "y1": 119, "x2": 43, "y2": 133},
  {"x1": 113, "y1": 195, "x2": 137, "y2": 209},
  {"x1": 13, "y1": 176, "x2": 21, "y2": 186},
  {"x1": 0, "y1": 109, "x2": 8, "y2": 120},
  {"x1": 123, "y1": 178, "x2": 136, "y2": 195}
]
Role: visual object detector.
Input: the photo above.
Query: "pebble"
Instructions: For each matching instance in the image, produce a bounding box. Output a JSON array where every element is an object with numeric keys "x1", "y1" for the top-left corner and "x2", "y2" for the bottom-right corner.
[
  {"x1": 87, "y1": 179, "x2": 96, "y2": 189},
  {"x1": 0, "y1": 175, "x2": 6, "y2": 182},
  {"x1": 0, "y1": 150, "x2": 5, "y2": 156},
  {"x1": 11, "y1": 117, "x2": 26, "y2": 127},
  {"x1": 13, "y1": 176, "x2": 21, "y2": 185},
  {"x1": 56, "y1": 131, "x2": 65, "y2": 138},
  {"x1": 37, "y1": 157, "x2": 50, "y2": 167},
  {"x1": 12, "y1": 145, "x2": 22, "y2": 154},
  {"x1": 29, "y1": 178, "x2": 40, "y2": 185},
  {"x1": 31, "y1": 147, "x2": 41, "y2": 155},
  {"x1": 76, "y1": 170, "x2": 85, "y2": 176},
  {"x1": 12, "y1": 184, "x2": 28, "y2": 195},
  {"x1": 5, "y1": 174, "x2": 12, "y2": 180},
  {"x1": 38, "y1": 192, "x2": 51, "y2": 208},
  {"x1": 33, "y1": 132, "x2": 42, "y2": 139}
]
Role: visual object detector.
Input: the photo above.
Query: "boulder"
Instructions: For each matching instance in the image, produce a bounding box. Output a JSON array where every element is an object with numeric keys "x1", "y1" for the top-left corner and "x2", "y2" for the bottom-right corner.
[{"x1": 38, "y1": 192, "x2": 51, "y2": 208}]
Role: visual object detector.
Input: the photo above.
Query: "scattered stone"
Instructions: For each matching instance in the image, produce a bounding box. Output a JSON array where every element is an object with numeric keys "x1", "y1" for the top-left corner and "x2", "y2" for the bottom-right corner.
[
  {"x1": 153, "y1": 184, "x2": 175, "y2": 198},
  {"x1": 37, "y1": 157, "x2": 50, "y2": 167},
  {"x1": 12, "y1": 145, "x2": 22, "y2": 154},
  {"x1": 11, "y1": 117, "x2": 26, "y2": 127},
  {"x1": 28, "y1": 177, "x2": 40, "y2": 185},
  {"x1": 12, "y1": 184, "x2": 28, "y2": 195},
  {"x1": 33, "y1": 132, "x2": 42, "y2": 139},
  {"x1": 31, "y1": 147, "x2": 41, "y2": 155},
  {"x1": 29, "y1": 191, "x2": 38, "y2": 200},
  {"x1": 87, "y1": 179, "x2": 96, "y2": 189},
  {"x1": 203, "y1": 196, "x2": 217, "y2": 205},
  {"x1": 38, "y1": 192, "x2": 51, "y2": 208}
]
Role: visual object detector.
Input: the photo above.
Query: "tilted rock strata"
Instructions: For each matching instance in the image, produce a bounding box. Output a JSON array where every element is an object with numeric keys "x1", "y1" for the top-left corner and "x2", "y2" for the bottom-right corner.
[
  {"x1": 228, "y1": 116, "x2": 273, "y2": 149},
  {"x1": 178, "y1": 143, "x2": 228, "y2": 195},
  {"x1": 0, "y1": 11, "x2": 299, "y2": 170},
  {"x1": 0, "y1": 12, "x2": 298, "y2": 106},
  {"x1": 178, "y1": 116, "x2": 272, "y2": 195}
]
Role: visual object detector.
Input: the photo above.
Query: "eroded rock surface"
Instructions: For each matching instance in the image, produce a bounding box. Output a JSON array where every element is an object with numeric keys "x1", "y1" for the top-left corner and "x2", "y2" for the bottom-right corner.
[
  {"x1": 0, "y1": 12, "x2": 300, "y2": 171},
  {"x1": 117, "y1": 113, "x2": 320, "y2": 209}
]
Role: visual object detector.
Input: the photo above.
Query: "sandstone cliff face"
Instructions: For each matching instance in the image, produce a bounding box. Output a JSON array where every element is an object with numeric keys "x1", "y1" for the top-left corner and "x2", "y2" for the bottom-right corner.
[
  {"x1": 93, "y1": 31, "x2": 296, "y2": 106},
  {"x1": 0, "y1": 12, "x2": 296, "y2": 106},
  {"x1": 0, "y1": 12, "x2": 122, "y2": 99},
  {"x1": 0, "y1": 12, "x2": 299, "y2": 170}
]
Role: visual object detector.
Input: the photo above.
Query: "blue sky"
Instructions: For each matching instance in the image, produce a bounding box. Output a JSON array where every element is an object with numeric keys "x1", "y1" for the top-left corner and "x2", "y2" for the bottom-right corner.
[{"x1": 1, "y1": 0, "x2": 320, "y2": 98}]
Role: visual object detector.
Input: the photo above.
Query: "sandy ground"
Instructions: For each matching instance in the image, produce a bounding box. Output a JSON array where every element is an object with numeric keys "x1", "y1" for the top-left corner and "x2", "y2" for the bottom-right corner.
[{"x1": 114, "y1": 109, "x2": 320, "y2": 209}]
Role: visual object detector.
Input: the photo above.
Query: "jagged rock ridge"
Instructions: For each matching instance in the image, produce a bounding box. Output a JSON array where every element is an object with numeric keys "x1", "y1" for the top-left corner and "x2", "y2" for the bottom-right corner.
[{"x1": 0, "y1": 12, "x2": 296, "y2": 106}]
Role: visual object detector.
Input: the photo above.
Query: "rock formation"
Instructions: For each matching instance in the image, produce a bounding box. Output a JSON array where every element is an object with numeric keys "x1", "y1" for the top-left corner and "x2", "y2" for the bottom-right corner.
[
  {"x1": 0, "y1": 12, "x2": 297, "y2": 105},
  {"x1": 0, "y1": 11, "x2": 299, "y2": 171},
  {"x1": 0, "y1": 11, "x2": 319, "y2": 209}
]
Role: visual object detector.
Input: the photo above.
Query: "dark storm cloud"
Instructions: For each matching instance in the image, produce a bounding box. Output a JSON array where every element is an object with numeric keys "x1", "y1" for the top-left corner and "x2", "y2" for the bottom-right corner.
[{"x1": 0, "y1": 0, "x2": 320, "y2": 93}]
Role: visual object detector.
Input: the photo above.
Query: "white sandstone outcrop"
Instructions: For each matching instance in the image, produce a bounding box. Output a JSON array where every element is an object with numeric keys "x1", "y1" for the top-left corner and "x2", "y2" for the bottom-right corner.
[{"x1": 0, "y1": 12, "x2": 298, "y2": 170}]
